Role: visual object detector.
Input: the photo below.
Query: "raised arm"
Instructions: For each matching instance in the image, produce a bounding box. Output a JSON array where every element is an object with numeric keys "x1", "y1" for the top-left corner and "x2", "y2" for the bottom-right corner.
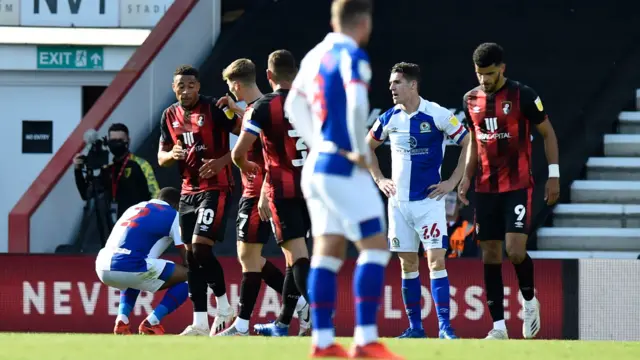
[{"x1": 158, "y1": 109, "x2": 185, "y2": 167}]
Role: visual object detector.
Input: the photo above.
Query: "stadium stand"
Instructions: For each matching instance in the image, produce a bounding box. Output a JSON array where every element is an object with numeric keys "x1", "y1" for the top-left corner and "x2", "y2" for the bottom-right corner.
[{"x1": 538, "y1": 90, "x2": 640, "y2": 253}]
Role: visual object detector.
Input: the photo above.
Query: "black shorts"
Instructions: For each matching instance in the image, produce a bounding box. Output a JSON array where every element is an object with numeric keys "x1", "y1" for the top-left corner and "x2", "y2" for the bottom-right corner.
[
  {"x1": 269, "y1": 197, "x2": 310, "y2": 245},
  {"x1": 475, "y1": 187, "x2": 532, "y2": 241},
  {"x1": 179, "y1": 190, "x2": 231, "y2": 244},
  {"x1": 237, "y1": 196, "x2": 272, "y2": 244}
]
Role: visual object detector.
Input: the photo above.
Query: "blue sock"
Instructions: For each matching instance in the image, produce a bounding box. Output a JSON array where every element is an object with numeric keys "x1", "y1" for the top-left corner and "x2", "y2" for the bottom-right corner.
[
  {"x1": 118, "y1": 288, "x2": 140, "y2": 320},
  {"x1": 401, "y1": 273, "x2": 423, "y2": 329},
  {"x1": 354, "y1": 250, "x2": 390, "y2": 330},
  {"x1": 308, "y1": 258, "x2": 340, "y2": 332},
  {"x1": 151, "y1": 282, "x2": 189, "y2": 323},
  {"x1": 431, "y1": 270, "x2": 451, "y2": 329}
]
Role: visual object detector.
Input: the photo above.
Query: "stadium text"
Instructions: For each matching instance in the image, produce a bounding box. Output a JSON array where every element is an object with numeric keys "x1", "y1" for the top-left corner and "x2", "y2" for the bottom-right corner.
[{"x1": 22, "y1": 281, "x2": 533, "y2": 321}]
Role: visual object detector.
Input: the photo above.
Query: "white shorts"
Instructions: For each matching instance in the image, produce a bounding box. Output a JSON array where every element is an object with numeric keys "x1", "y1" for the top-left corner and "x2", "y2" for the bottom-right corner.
[
  {"x1": 388, "y1": 196, "x2": 448, "y2": 252},
  {"x1": 95, "y1": 251, "x2": 173, "y2": 292},
  {"x1": 302, "y1": 167, "x2": 385, "y2": 242}
]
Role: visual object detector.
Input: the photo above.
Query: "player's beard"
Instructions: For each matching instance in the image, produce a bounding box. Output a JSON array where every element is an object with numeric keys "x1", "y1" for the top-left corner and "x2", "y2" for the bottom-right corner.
[
  {"x1": 180, "y1": 96, "x2": 197, "y2": 109},
  {"x1": 484, "y1": 74, "x2": 503, "y2": 93}
]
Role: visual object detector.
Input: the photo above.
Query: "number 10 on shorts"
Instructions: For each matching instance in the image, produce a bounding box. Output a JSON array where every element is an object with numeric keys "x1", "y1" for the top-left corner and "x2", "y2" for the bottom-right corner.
[{"x1": 197, "y1": 208, "x2": 214, "y2": 225}]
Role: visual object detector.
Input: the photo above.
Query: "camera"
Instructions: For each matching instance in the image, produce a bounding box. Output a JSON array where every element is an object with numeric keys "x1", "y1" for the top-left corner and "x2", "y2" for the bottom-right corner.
[{"x1": 82, "y1": 133, "x2": 110, "y2": 171}]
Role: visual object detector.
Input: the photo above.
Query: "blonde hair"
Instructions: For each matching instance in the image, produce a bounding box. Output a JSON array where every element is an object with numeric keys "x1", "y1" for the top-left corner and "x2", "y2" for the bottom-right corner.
[
  {"x1": 222, "y1": 58, "x2": 256, "y2": 84},
  {"x1": 331, "y1": 0, "x2": 372, "y2": 28}
]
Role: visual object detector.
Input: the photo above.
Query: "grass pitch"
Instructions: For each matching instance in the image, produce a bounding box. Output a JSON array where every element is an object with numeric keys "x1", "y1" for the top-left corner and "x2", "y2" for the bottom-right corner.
[{"x1": 0, "y1": 333, "x2": 638, "y2": 360}]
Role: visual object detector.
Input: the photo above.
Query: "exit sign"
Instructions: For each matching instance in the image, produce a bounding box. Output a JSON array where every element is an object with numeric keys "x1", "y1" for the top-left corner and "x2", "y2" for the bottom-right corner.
[{"x1": 37, "y1": 46, "x2": 104, "y2": 70}]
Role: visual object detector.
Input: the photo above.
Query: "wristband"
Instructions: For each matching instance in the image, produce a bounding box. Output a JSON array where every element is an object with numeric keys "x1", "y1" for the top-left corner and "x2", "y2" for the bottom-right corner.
[{"x1": 548, "y1": 164, "x2": 560, "y2": 178}]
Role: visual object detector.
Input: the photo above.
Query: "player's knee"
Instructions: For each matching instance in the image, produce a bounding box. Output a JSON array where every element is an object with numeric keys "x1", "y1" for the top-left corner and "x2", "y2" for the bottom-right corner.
[
  {"x1": 398, "y1": 252, "x2": 419, "y2": 273},
  {"x1": 185, "y1": 249, "x2": 198, "y2": 269},
  {"x1": 161, "y1": 265, "x2": 188, "y2": 289},
  {"x1": 428, "y1": 256, "x2": 445, "y2": 272},
  {"x1": 193, "y1": 235, "x2": 215, "y2": 246},
  {"x1": 480, "y1": 241, "x2": 502, "y2": 264},
  {"x1": 237, "y1": 247, "x2": 262, "y2": 272},
  {"x1": 312, "y1": 235, "x2": 347, "y2": 258},
  {"x1": 507, "y1": 250, "x2": 526, "y2": 265},
  {"x1": 357, "y1": 232, "x2": 388, "y2": 251},
  {"x1": 426, "y1": 248, "x2": 446, "y2": 271},
  {"x1": 482, "y1": 250, "x2": 502, "y2": 264},
  {"x1": 192, "y1": 243, "x2": 212, "y2": 265},
  {"x1": 282, "y1": 237, "x2": 310, "y2": 263}
]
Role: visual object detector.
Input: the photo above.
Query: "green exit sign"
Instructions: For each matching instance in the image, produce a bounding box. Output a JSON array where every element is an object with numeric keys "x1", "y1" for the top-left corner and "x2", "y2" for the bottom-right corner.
[{"x1": 37, "y1": 46, "x2": 104, "y2": 70}]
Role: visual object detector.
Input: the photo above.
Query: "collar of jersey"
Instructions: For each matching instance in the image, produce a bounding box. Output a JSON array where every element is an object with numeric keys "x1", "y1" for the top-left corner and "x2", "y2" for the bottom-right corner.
[
  {"x1": 324, "y1": 32, "x2": 358, "y2": 47},
  {"x1": 396, "y1": 97, "x2": 427, "y2": 118},
  {"x1": 149, "y1": 199, "x2": 170, "y2": 206}
]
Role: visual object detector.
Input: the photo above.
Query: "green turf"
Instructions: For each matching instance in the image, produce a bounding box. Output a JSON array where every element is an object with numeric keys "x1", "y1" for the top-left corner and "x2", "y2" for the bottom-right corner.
[{"x1": 0, "y1": 334, "x2": 638, "y2": 360}]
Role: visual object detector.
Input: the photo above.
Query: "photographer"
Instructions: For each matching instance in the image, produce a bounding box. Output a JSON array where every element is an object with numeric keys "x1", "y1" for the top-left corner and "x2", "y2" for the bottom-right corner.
[{"x1": 73, "y1": 123, "x2": 160, "y2": 218}]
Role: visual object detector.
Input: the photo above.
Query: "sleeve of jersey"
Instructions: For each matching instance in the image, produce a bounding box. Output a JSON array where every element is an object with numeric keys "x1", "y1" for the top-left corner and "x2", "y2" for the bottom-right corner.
[
  {"x1": 286, "y1": 69, "x2": 315, "y2": 148},
  {"x1": 462, "y1": 95, "x2": 474, "y2": 130},
  {"x1": 170, "y1": 212, "x2": 184, "y2": 247},
  {"x1": 520, "y1": 86, "x2": 548, "y2": 125},
  {"x1": 343, "y1": 49, "x2": 371, "y2": 88},
  {"x1": 369, "y1": 117, "x2": 387, "y2": 141},
  {"x1": 438, "y1": 112, "x2": 468, "y2": 145},
  {"x1": 159, "y1": 109, "x2": 173, "y2": 146},
  {"x1": 341, "y1": 50, "x2": 372, "y2": 158},
  {"x1": 242, "y1": 105, "x2": 264, "y2": 136}
]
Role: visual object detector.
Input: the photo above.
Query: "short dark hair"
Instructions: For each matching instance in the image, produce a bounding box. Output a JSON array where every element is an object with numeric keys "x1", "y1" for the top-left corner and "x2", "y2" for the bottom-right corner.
[
  {"x1": 222, "y1": 58, "x2": 256, "y2": 84},
  {"x1": 268, "y1": 50, "x2": 297, "y2": 82},
  {"x1": 108, "y1": 123, "x2": 129, "y2": 136},
  {"x1": 156, "y1": 187, "x2": 180, "y2": 209},
  {"x1": 331, "y1": 0, "x2": 372, "y2": 28},
  {"x1": 473, "y1": 43, "x2": 504, "y2": 67},
  {"x1": 391, "y1": 62, "x2": 421, "y2": 86},
  {"x1": 174, "y1": 65, "x2": 200, "y2": 81}
]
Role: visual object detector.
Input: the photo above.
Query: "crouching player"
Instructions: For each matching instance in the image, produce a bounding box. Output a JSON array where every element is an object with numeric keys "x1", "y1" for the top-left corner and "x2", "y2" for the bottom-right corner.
[{"x1": 95, "y1": 187, "x2": 189, "y2": 335}]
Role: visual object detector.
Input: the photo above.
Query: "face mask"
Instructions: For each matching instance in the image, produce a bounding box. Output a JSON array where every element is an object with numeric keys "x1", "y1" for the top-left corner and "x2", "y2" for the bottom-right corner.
[{"x1": 108, "y1": 139, "x2": 129, "y2": 158}]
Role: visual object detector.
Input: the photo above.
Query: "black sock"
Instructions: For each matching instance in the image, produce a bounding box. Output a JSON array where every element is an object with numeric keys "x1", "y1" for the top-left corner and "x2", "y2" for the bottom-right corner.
[
  {"x1": 276, "y1": 266, "x2": 300, "y2": 326},
  {"x1": 186, "y1": 251, "x2": 208, "y2": 312},
  {"x1": 192, "y1": 243, "x2": 227, "y2": 297},
  {"x1": 484, "y1": 263, "x2": 505, "y2": 322},
  {"x1": 239, "y1": 272, "x2": 262, "y2": 320},
  {"x1": 261, "y1": 260, "x2": 285, "y2": 294},
  {"x1": 291, "y1": 257, "x2": 310, "y2": 303},
  {"x1": 513, "y1": 254, "x2": 535, "y2": 301}
]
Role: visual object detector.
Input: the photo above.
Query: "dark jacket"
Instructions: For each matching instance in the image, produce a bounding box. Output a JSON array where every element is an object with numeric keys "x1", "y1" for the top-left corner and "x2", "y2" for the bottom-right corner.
[{"x1": 74, "y1": 153, "x2": 159, "y2": 217}]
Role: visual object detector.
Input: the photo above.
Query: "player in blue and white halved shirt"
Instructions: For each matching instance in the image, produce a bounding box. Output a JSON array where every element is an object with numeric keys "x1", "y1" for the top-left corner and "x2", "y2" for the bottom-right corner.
[
  {"x1": 367, "y1": 63, "x2": 470, "y2": 339},
  {"x1": 95, "y1": 187, "x2": 189, "y2": 335}
]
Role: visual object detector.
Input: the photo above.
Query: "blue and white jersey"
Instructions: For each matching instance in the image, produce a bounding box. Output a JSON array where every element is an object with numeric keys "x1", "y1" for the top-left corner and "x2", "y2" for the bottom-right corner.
[
  {"x1": 96, "y1": 199, "x2": 183, "y2": 272},
  {"x1": 370, "y1": 98, "x2": 467, "y2": 201},
  {"x1": 286, "y1": 32, "x2": 372, "y2": 177}
]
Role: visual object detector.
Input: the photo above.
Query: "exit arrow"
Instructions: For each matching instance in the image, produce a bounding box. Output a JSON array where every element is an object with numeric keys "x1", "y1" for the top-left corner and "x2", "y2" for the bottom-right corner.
[{"x1": 90, "y1": 53, "x2": 102, "y2": 66}]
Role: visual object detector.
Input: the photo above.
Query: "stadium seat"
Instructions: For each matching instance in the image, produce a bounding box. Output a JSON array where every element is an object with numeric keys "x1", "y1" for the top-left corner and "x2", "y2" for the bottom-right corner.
[
  {"x1": 537, "y1": 227, "x2": 640, "y2": 251},
  {"x1": 604, "y1": 134, "x2": 640, "y2": 157},
  {"x1": 586, "y1": 157, "x2": 640, "y2": 181}
]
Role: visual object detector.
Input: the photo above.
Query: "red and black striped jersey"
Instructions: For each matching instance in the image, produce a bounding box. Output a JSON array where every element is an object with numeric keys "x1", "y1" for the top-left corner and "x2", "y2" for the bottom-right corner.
[
  {"x1": 240, "y1": 100, "x2": 265, "y2": 199},
  {"x1": 242, "y1": 89, "x2": 304, "y2": 200},
  {"x1": 463, "y1": 79, "x2": 548, "y2": 193},
  {"x1": 159, "y1": 95, "x2": 240, "y2": 194}
]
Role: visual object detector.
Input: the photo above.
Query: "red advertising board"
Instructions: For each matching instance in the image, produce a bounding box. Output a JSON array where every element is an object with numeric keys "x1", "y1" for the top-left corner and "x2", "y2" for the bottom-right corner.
[{"x1": 0, "y1": 255, "x2": 563, "y2": 338}]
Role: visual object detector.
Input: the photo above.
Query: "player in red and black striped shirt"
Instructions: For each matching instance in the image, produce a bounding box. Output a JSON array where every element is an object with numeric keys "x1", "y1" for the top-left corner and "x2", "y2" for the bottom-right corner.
[
  {"x1": 158, "y1": 65, "x2": 240, "y2": 336},
  {"x1": 458, "y1": 43, "x2": 560, "y2": 340},
  {"x1": 231, "y1": 50, "x2": 311, "y2": 337},
  {"x1": 215, "y1": 58, "x2": 310, "y2": 337}
]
